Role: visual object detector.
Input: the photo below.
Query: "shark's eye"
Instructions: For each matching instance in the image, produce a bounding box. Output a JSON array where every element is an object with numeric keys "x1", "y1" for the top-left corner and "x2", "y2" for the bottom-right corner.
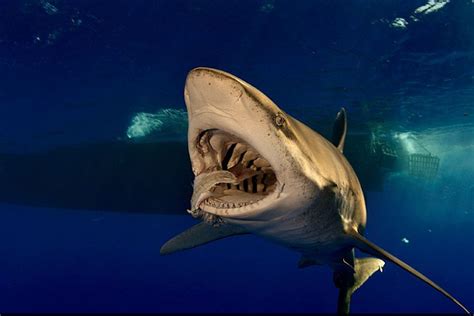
[{"x1": 275, "y1": 113, "x2": 285, "y2": 127}]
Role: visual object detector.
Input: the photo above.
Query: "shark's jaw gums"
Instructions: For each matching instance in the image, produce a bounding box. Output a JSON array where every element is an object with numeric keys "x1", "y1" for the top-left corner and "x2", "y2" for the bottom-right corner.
[{"x1": 190, "y1": 128, "x2": 280, "y2": 221}]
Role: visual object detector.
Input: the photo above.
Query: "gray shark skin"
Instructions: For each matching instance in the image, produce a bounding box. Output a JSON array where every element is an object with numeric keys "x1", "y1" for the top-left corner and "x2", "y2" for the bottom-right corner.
[{"x1": 161, "y1": 67, "x2": 470, "y2": 314}]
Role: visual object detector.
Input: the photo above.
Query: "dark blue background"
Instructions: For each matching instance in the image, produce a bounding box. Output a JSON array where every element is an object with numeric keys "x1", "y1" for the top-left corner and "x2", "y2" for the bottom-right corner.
[{"x1": 0, "y1": 0, "x2": 473, "y2": 313}]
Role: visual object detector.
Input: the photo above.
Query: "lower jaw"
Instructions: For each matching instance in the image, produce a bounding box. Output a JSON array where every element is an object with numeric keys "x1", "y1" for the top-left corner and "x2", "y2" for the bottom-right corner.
[
  {"x1": 199, "y1": 199, "x2": 258, "y2": 217},
  {"x1": 202, "y1": 199, "x2": 253, "y2": 209},
  {"x1": 192, "y1": 199, "x2": 260, "y2": 226},
  {"x1": 202, "y1": 192, "x2": 266, "y2": 209}
]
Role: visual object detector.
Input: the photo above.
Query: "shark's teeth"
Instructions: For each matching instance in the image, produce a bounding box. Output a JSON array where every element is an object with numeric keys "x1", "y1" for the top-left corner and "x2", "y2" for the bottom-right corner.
[
  {"x1": 209, "y1": 133, "x2": 227, "y2": 164},
  {"x1": 187, "y1": 207, "x2": 224, "y2": 227},
  {"x1": 192, "y1": 129, "x2": 278, "y2": 217},
  {"x1": 226, "y1": 143, "x2": 246, "y2": 169},
  {"x1": 253, "y1": 157, "x2": 270, "y2": 168},
  {"x1": 221, "y1": 143, "x2": 237, "y2": 169},
  {"x1": 202, "y1": 197, "x2": 254, "y2": 209},
  {"x1": 242, "y1": 150, "x2": 259, "y2": 166},
  {"x1": 198, "y1": 131, "x2": 211, "y2": 154}
]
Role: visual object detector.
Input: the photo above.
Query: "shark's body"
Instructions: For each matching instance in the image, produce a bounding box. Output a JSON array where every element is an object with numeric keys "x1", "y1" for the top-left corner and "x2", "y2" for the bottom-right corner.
[{"x1": 161, "y1": 68, "x2": 470, "y2": 314}]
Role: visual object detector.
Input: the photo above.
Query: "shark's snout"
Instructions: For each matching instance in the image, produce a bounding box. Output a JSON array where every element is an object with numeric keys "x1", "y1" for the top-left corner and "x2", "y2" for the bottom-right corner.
[{"x1": 184, "y1": 68, "x2": 248, "y2": 120}]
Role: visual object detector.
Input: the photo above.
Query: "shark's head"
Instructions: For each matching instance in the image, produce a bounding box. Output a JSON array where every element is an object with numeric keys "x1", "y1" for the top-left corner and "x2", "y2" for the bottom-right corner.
[{"x1": 185, "y1": 67, "x2": 319, "y2": 224}]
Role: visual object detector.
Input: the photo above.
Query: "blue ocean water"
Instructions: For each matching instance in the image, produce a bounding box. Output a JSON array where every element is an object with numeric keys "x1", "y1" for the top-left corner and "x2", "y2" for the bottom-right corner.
[{"x1": 0, "y1": 0, "x2": 473, "y2": 313}]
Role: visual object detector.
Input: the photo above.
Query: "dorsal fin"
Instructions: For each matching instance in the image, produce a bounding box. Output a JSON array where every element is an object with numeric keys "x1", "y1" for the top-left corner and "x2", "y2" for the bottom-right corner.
[
  {"x1": 347, "y1": 228, "x2": 471, "y2": 314},
  {"x1": 160, "y1": 222, "x2": 248, "y2": 255},
  {"x1": 332, "y1": 108, "x2": 347, "y2": 153}
]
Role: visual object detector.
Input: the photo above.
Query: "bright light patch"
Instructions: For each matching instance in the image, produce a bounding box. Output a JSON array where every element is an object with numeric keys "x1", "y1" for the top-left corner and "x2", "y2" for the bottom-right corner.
[
  {"x1": 127, "y1": 113, "x2": 164, "y2": 138},
  {"x1": 126, "y1": 108, "x2": 187, "y2": 139},
  {"x1": 391, "y1": 18, "x2": 408, "y2": 29},
  {"x1": 414, "y1": 0, "x2": 450, "y2": 15},
  {"x1": 401, "y1": 237, "x2": 410, "y2": 244},
  {"x1": 385, "y1": 0, "x2": 450, "y2": 30},
  {"x1": 394, "y1": 132, "x2": 418, "y2": 154}
]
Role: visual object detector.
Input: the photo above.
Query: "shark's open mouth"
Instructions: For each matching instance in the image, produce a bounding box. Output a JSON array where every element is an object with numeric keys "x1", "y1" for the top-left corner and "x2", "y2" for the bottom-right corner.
[{"x1": 193, "y1": 129, "x2": 278, "y2": 214}]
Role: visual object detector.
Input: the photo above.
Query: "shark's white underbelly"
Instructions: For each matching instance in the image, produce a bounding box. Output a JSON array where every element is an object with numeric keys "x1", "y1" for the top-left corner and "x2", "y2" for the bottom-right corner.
[{"x1": 231, "y1": 202, "x2": 350, "y2": 263}]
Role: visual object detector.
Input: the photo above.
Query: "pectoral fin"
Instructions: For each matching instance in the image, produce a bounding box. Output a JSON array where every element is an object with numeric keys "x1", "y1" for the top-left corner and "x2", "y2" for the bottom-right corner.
[
  {"x1": 160, "y1": 222, "x2": 248, "y2": 255},
  {"x1": 347, "y1": 228, "x2": 470, "y2": 314}
]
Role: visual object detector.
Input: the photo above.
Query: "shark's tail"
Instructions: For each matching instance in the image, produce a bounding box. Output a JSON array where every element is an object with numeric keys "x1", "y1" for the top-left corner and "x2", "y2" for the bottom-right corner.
[{"x1": 347, "y1": 228, "x2": 471, "y2": 314}]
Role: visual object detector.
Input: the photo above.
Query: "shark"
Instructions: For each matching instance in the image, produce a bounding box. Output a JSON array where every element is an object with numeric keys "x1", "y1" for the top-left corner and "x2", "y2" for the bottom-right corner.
[{"x1": 160, "y1": 67, "x2": 470, "y2": 314}]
